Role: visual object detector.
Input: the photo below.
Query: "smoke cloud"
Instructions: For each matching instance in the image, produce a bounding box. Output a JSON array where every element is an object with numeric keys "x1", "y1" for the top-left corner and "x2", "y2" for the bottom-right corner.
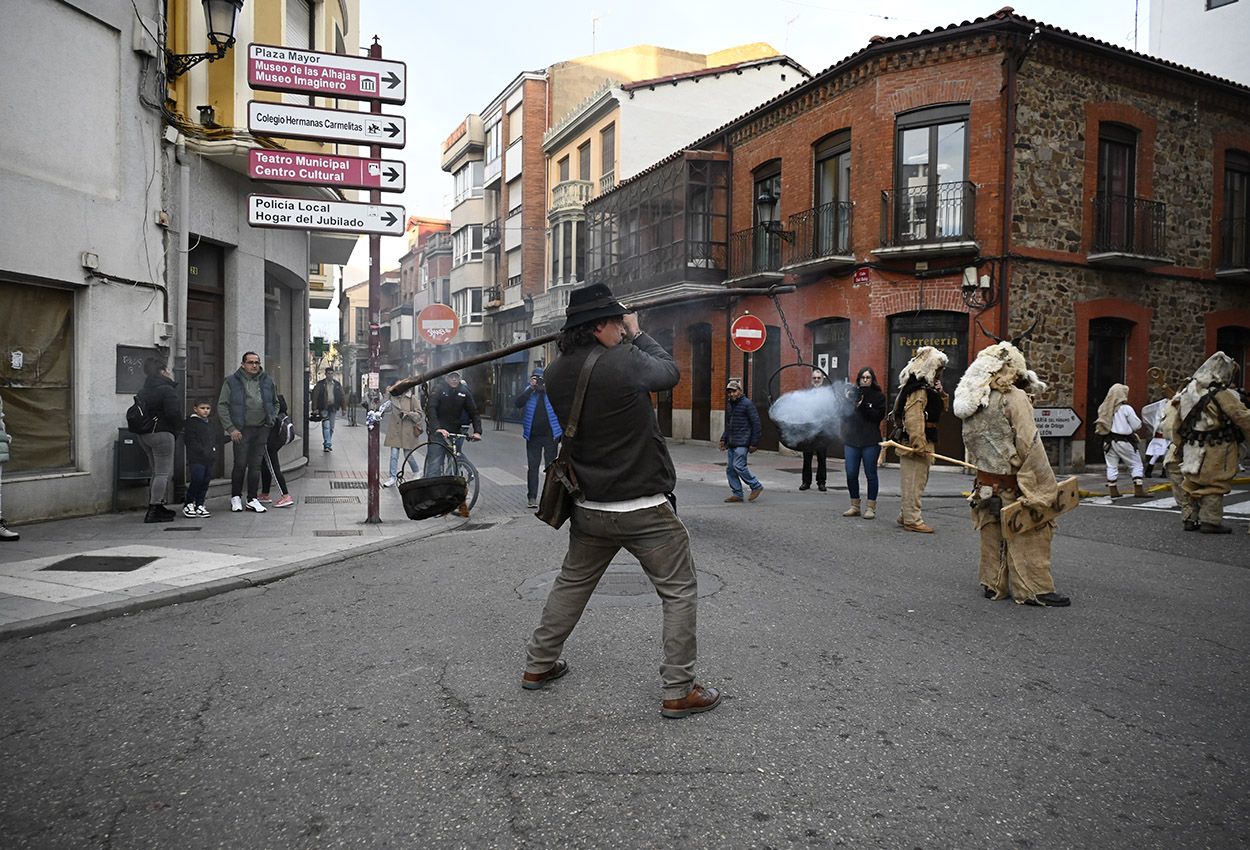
[{"x1": 769, "y1": 380, "x2": 862, "y2": 452}]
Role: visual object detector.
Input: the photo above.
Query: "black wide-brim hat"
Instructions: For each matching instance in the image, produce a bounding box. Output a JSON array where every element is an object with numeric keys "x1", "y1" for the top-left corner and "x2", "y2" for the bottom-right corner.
[{"x1": 562, "y1": 283, "x2": 628, "y2": 331}]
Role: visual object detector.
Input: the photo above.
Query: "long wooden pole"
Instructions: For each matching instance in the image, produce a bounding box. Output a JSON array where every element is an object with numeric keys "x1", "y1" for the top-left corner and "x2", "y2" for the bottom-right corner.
[
  {"x1": 879, "y1": 439, "x2": 977, "y2": 471},
  {"x1": 388, "y1": 285, "x2": 796, "y2": 396}
]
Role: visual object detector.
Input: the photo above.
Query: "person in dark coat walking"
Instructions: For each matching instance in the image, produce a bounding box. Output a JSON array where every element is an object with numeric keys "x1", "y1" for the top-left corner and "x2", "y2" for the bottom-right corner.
[
  {"x1": 719, "y1": 379, "x2": 763, "y2": 502},
  {"x1": 182, "y1": 400, "x2": 218, "y2": 517},
  {"x1": 137, "y1": 358, "x2": 183, "y2": 523},
  {"x1": 515, "y1": 366, "x2": 563, "y2": 509}
]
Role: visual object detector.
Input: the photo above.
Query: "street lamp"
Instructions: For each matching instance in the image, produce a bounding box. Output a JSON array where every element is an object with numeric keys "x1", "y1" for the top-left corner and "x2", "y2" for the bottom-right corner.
[
  {"x1": 166, "y1": 0, "x2": 244, "y2": 80},
  {"x1": 755, "y1": 191, "x2": 794, "y2": 242}
]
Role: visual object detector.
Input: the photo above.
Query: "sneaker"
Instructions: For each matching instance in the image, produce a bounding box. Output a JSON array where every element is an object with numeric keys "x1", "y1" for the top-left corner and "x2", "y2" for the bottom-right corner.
[
  {"x1": 182, "y1": 504, "x2": 198, "y2": 518},
  {"x1": 382, "y1": 476, "x2": 396, "y2": 488},
  {"x1": 195, "y1": 505, "x2": 211, "y2": 517},
  {"x1": 259, "y1": 492, "x2": 272, "y2": 503},
  {"x1": 273, "y1": 494, "x2": 295, "y2": 508},
  {"x1": 527, "y1": 499, "x2": 539, "y2": 509},
  {"x1": 245, "y1": 498, "x2": 267, "y2": 513}
]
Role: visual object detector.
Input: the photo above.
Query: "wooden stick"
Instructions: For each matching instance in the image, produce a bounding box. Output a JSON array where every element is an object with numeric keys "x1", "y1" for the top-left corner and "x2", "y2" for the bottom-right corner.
[{"x1": 878, "y1": 439, "x2": 977, "y2": 471}]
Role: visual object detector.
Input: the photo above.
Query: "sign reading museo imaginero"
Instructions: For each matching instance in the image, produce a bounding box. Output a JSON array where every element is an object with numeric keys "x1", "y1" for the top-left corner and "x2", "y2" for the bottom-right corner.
[
  {"x1": 248, "y1": 44, "x2": 407, "y2": 104},
  {"x1": 247, "y1": 150, "x2": 405, "y2": 192},
  {"x1": 247, "y1": 101, "x2": 406, "y2": 148},
  {"x1": 248, "y1": 195, "x2": 405, "y2": 237}
]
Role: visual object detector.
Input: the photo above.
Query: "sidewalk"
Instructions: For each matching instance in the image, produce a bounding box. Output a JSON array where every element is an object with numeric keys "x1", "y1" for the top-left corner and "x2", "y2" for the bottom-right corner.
[{"x1": 0, "y1": 418, "x2": 1198, "y2": 639}]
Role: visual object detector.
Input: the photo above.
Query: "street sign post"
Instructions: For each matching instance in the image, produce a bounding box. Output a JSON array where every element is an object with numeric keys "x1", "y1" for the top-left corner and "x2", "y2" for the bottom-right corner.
[
  {"x1": 247, "y1": 195, "x2": 405, "y2": 236},
  {"x1": 248, "y1": 43, "x2": 407, "y2": 104},
  {"x1": 247, "y1": 101, "x2": 406, "y2": 148},
  {"x1": 1033, "y1": 407, "x2": 1081, "y2": 438},
  {"x1": 248, "y1": 150, "x2": 405, "y2": 192},
  {"x1": 418, "y1": 304, "x2": 460, "y2": 346},
  {"x1": 731, "y1": 314, "x2": 767, "y2": 353}
]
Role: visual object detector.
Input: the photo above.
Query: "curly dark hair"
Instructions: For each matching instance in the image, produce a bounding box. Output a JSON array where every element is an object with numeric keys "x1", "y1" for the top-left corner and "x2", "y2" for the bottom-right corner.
[{"x1": 556, "y1": 320, "x2": 607, "y2": 353}]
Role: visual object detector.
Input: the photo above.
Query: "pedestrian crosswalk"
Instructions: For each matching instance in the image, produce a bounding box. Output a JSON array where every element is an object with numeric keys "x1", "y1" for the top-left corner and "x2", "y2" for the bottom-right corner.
[{"x1": 1085, "y1": 490, "x2": 1250, "y2": 516}]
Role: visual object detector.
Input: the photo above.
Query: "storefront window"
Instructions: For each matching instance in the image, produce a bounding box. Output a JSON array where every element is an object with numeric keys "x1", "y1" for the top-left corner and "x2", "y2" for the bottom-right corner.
[{"x1": 0, "y1": 282, "x2": 74, "y2": 472}]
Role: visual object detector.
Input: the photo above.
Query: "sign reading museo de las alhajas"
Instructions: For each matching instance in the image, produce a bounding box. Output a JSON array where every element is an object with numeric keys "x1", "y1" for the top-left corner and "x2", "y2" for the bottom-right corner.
[
  {"x1": 247, "y1": 101, "x2": 406, "y2": 148},
  {"x1": 248, "y1": 195, "x2": 405, "y2": 237},
  {"x1": 247, "y1": 150, "x2": 405, "y2": 192},
  {"x1": 248, "y1": 44, "x2": 407, "y2": 104}
]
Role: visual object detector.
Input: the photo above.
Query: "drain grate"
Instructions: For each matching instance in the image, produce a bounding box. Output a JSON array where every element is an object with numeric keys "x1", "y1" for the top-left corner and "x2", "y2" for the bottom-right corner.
[
  {"x1": 313, "y1": 529, "x2": 363, "y2": 537},
  {"x1": 330, "y1": 480, "x2": 368, "y2": 489},
  {"x1": 42, "y1": 555, "x2": 158, "y2": 573},
  {"x1": 456, "y1": 522, "x2": 496, "y2": 531},
  {"x1": 304, "y1": 495, "x2": 360, "y2": 504},
  {"x1": 164, "y1": 526, "x2": 202, "y2": 532}
]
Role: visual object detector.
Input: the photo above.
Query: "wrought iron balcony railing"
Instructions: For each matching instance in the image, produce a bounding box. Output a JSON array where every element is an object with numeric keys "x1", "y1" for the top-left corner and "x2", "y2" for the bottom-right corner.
[
  {"x1": 484, "y1": 286, "x2": 502, "y2": 306},
  {"x1": 1218, "y1": 215, "x2": 1248, "y2": 269},
  {"x1": 880, "y1": 180, "x2": 976, "y2": 247},
  {"x1": 483, "y1": 220, "x2": 500, "y2": 246},
  {"x1": 729, "y1": 224, "x2": 784, "y2": 278},
  {"x1": 786, "y1": 201, "x2": 853, "y2": 265},
  {"x1": 1092, "y1": 193, "x2": 1167, "y2": 256}
]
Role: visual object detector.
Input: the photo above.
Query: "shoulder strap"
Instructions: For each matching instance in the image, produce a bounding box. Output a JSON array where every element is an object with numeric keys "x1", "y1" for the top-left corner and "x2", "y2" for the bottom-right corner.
[{"x1": 562, "y1": 346, "x2": 605, "y2": 441}]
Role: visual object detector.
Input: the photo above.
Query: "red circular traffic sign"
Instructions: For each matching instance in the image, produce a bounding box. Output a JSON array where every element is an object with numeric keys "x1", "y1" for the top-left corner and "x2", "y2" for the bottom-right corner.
[
  {"x1": 730, "y1": 314, "x2": 767, "y2": 353},
  {"x1": 417, "y1": 304, "x2": 459, "y2": 346}
]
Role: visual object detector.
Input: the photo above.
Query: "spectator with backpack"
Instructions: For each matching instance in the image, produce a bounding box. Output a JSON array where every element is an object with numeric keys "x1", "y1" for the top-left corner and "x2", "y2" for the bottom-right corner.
[
  {"x1": 135, "y1": 357, "x2": 183, "y2": 523},
  {"x1": 182, "y1": 400, "x2": 218, "y2": 517},
  {"x1": 259, "y1": 394, "x2": 296, "y2": 508}
]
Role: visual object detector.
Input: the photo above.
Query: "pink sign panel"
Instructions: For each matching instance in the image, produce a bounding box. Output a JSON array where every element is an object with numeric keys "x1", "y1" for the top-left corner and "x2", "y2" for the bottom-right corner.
[
  {"x1": 248, "y1": 150, "x2": 405, "y2": 192},
  {"x1": 248, "y1": 44, "x2": 406, "y2": 104}
]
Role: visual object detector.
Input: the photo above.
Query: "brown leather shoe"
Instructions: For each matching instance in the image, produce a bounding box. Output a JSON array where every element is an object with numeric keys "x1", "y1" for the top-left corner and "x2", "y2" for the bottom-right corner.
[
  {"x1": 723, "y1": 495, "x2": 743, "y2": 503},
  {"x1": 521, "y1": 659, "x2": 569, "y2": 690},
  {"x1": 903, "y1": 521, "x2": 935, "y2": 533},
  {"x1": 748, "y1": 486, "x2": 763, "y2": 501},
  {"x1": 456, "y1": 502, "x2": 470, "y2": 518},
  {"x1": 661, "y1": 683, "x2": 722, "y2": 719}
]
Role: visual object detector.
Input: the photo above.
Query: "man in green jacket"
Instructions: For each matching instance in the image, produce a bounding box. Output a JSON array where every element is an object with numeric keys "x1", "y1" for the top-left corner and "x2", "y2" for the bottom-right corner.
[{"x1": 217, "y1": 351, "x2": 277, "y2": 513}]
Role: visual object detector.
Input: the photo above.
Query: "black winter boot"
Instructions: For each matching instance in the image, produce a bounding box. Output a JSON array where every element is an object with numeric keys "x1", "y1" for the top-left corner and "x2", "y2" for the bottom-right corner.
[{"x1": 144, "y1": 505, "x2": 174, "y2": 523}]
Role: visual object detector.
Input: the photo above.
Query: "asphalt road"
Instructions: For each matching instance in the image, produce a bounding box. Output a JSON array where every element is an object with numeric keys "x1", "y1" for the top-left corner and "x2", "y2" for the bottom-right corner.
[{"x1": 0, "y1": 478, "x2": 1246, "y2": 849}]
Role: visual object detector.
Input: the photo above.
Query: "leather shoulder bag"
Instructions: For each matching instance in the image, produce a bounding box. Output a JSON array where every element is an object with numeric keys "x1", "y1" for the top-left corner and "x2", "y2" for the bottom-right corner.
[{"x1": 535, "y1": 347, "x2": 604, "y2": 529}]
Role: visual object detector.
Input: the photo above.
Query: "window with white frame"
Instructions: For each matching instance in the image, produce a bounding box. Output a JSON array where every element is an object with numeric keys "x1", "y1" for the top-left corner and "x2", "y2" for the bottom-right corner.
[
  {"x1": 485, "y1": 121, "x2": 501, "y2": 163},
  {"x1": 453, "y1": 288, "x2": 483, "y2": 324},
  {"x1": 453, "y1": 161, "x2": 484, "y2": 204},
  {"x1": 453, "y1": 225, "x2": 483, "y2": 266}
]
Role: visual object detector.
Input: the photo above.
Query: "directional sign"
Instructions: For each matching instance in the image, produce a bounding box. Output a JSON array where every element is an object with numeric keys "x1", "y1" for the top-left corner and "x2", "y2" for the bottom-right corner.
[
  {"x1": 248, "y1": 194, "x2": 405, "y2": 237},
  {"x1": 248, "y1": 101, "x2": 405, "y2": 149},
  {"x1": 731, "y1": 314, "x2": 767, "y2": 353},
  {"x1": 248, "y1": 43, "x2": 407, "y2": 104},
  {"x1": 1033, "y1": 407, "x2": 1082, "y2": 438},
  {"x1": 248, "y1": 149, "x2": 405, "y2": 192},
  {"x1": 418, "y1": 304, "x2": 460, "y2": 346}
]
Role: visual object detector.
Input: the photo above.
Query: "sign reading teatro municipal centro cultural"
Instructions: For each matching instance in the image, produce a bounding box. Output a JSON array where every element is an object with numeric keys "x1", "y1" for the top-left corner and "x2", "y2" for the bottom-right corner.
[
  {"x1": 247, "y1": 150, "x2": 405, "y2": 192},
  {"x1": 248, "y1": 44, "x2": 407, "y2": 104}
]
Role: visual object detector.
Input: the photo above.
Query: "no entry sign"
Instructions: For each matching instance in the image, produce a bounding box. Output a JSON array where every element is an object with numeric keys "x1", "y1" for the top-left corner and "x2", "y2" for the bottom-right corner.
[
  {"x1": 731, "y1": 314, "x2": 767, "y2": 353},
  {"x1": 418, "y1": 304, "x2": 460, "y2": 345}
]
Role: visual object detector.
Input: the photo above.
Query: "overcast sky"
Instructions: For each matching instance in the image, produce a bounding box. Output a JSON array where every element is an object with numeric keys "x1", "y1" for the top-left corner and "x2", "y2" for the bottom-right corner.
[{"x1": 314, "y1": 0, "x2": 1149, "y2": 335}]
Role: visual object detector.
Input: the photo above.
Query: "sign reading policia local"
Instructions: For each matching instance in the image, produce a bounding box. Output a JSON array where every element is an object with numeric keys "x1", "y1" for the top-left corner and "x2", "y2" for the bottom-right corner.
[{"x1": 245, "y1": 42, "x2": 407, "y2": 239}]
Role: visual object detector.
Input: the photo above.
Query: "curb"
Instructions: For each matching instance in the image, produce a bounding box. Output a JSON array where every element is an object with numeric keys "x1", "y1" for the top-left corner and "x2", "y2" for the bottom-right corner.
[{"x1": 0, "y1": 517, "x2": 466, "y2": 642}]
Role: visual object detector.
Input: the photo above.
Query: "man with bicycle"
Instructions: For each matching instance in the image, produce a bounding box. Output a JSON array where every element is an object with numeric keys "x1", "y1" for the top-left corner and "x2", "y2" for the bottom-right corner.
[{"x1": 424, "y1": 371, "x2": 482, "y2": 517}]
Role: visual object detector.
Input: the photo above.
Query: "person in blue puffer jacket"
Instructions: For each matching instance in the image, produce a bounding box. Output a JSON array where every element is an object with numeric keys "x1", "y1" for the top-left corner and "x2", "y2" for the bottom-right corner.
[
  {"x1": 719, "y1": 378, "x2": 763, "y2": 503},
  {"x1": 515, "y1": 366, "x2": 563, "y2": 509}
]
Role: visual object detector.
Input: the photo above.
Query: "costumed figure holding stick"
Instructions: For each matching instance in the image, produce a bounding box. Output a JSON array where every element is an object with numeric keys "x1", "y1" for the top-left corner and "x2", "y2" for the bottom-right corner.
[
  {"x1": 1176, "y1": 352, "x2": 1250, "y2": 534},
  {"x1": 890, "y1": 346, "x2": 948, "y2": 533}
]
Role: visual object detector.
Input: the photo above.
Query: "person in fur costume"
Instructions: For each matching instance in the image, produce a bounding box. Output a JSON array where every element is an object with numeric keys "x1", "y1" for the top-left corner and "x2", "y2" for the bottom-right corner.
[
  {"x1": 1094, "y1": 384, "x2": 1148, "y2": 498},
  {"x1": 954, "y1": 342, "x2": 1070, "y2": 607},
  {"x1": 1176, "y1": 352, "x2": 1250, "y2": 534},
  {"x1": 1157, "y1": 395, "x2": 1197, "y2": 530},
  {"x1": 891, "y1": 346, "x2": 947, "y2": 533}
]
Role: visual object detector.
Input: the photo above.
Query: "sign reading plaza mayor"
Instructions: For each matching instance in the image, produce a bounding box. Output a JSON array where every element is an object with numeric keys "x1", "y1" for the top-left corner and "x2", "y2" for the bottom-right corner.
[
  {"x1": 248, "y1": 44, "x2": 407, "y2": 104},
  {"x1": 247, "y1": 101, "x2": 406, "y2": 148},
  {"x1": 247, "y1": 149, "x2": 405, "y2": 192},
  {"x1": 248, "y1": 195, "x2": 405, "y2": 237}
]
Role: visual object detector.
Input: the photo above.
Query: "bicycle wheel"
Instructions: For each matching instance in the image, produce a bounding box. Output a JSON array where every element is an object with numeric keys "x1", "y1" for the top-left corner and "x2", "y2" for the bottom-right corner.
[{"x1": 459, "y1": 457, "x2": 480, "y2": 509}]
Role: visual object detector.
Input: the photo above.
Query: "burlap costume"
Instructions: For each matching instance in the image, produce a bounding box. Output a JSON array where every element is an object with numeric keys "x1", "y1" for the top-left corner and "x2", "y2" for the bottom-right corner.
[
  {"x1": 1158, "y1": 397, "x2": 1197, "y2": 527},
  {"x1": 955, "y1": 343, "x2": 1065, "y2": 605},
  {"x1": 893, "y1": 346, "x2": 947, "y2": 530},
  {"x1": 1176, "y1": 353, "x2": 1250, "y2": 529}
]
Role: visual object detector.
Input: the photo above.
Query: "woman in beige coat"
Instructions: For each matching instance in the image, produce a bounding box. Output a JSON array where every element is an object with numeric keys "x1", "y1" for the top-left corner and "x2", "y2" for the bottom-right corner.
[{"x1": 382, "y1": 389, "x2": 426, "y2": 487}]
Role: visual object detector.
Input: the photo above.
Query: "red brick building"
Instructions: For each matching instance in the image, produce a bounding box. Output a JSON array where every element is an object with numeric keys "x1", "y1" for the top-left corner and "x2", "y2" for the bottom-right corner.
[{"x1": 585, "y1": 8, "x2": 1250, "y2": 466}]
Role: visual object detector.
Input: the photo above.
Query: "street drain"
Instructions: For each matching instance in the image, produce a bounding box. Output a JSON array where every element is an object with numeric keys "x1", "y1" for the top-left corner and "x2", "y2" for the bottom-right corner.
[
  {"x1": 42, "y1": 555, "x2": 158, "y2": 572},
  {"x1": 456, "y1": 522, "x2": 496, "y2": 531},
  {"x1": 313, "y1": 529, "x2": 363, "y2": 537},
  {"x1": 330, "y1": 480, "x2": 368, "y2": 489},
  {"x1": 304, "y1": 496, "x2": 360, "y2": 504},
  {"x1": 164, "y1": 526, "x2": 202, "y2": 532}
]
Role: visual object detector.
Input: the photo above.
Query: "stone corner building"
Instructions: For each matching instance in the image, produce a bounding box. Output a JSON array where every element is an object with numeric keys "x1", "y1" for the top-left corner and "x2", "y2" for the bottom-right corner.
[{"x1": 584, "y1": 8, "x2": 1250, "y2": 468}]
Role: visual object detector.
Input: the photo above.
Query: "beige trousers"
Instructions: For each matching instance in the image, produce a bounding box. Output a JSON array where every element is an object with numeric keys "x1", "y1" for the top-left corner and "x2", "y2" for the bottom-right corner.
[
  {"x1": 1165, "y1": 459, "x2": 1196, "y2": 524},
  {"x1": 898, "y1": 445, "x2": 932, "y2": 525},
  {"x1": 973, "y1": 491, "x2": 1057, "y2": 603}
]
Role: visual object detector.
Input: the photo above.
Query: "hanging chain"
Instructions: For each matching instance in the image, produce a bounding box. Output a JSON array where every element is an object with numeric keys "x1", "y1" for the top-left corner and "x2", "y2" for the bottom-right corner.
[{"x1": 770, "y1": 293, "x2": 802, "y2": 363}]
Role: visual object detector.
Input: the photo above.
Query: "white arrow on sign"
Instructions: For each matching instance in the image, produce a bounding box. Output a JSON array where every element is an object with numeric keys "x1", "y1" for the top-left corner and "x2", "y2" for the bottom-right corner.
[
  {"x1": 1033, "y1": 407, "x2": 1082, "y2": 438},
  {"x1": 247, "y1": 101, "x2": 405, "y2": 149},
  {"x1": 248, "y1": 194, "x2": 406, "y2": 237},
  {"x1": 248, "y1": 43, "x2": 407, "y2": 104}
]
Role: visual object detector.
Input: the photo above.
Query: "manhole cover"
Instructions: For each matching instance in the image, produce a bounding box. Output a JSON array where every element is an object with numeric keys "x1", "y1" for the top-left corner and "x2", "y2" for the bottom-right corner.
[
  {"x1": 313, "y1": 529, "x2": 363, "y2": 537},
  {"x1": 517, "y1": 562, "x2": 723, "y2": 608},
  {"x1": 304, "y1": 496, "x2": 360, "y2": 504},
  {"x1": 42, "y1": 555, "x2": 158, "y2": 572},
  {"x1": 330, "y1": 480, "x2": 368, "y2": 489}
]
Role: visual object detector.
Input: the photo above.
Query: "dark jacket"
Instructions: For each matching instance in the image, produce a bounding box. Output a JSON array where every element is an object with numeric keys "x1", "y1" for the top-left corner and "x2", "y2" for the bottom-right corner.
[
  {"x1": 427, "y1": 382, "x2": 482, "y2": 435},
  {"x1": 140, "y1": 374, "x2": 183, "y2": 436},
  {"x1": 217, "y1": 368, "x2": 277, "y2": 431},
  {"x1": 515, "y1": 386, "x2": 563, "y2": 443},
  {"x1": 844, "y1": 385, "x2": 887, "y2": 448},
  {"x1": 720, "y1": 396, "x2": 761, "y2": 448},
  {"x1": 312, "y1": 378, "x2": 345, "y2": 412},
  {"x1": 183, "y1": 414, "x2": 218, "y2": 466},
  {"x1": 544, "y1": 333, "x2": 678, "y2": 501}
]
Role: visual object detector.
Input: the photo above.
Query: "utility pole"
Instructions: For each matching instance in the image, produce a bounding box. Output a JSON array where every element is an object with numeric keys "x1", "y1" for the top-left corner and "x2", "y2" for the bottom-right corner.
[{"x1": 366, "y1": 36, "x2": 383, "y2": 524}]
